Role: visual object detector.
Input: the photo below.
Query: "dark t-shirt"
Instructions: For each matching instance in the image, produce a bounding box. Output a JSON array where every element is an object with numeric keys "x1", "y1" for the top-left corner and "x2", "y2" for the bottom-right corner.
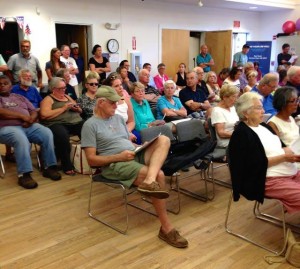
[
  {"x1": 277, "y1": 53, "x2": 291, "y2": 66},
  {"x1": 88, "y1": 57, "x2": 109, "y2": 82}
]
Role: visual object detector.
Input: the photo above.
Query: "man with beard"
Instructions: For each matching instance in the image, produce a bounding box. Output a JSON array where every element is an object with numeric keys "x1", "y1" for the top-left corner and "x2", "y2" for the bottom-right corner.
[
  {"x1": 7, "y1": 40, "x2": 43, "y2": 89},
  {"x1": 11, "y1": 69, "x2": 42, "y2": 109}
]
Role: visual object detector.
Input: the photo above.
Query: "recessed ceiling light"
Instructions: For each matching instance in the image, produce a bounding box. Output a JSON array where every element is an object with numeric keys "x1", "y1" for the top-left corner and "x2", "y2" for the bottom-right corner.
[{"x1": 249, "y1": 6, "x2": 258, "y2": 9}]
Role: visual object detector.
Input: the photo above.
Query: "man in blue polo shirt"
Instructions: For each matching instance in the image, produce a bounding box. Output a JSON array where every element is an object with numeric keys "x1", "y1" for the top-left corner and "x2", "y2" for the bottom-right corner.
[
  {"x1": 251, "y1": 72, "x2": 278, "y2": 116},
  {"x1": 196, "y1": 44, "x2": 214, "y2": 72},
  {"x1": 11, "y1": 69, "x2": 42, "y2": 109}
]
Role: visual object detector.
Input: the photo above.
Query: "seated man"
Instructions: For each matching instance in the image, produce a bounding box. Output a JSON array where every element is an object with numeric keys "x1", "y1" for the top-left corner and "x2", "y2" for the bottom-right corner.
[
  {"x1": 11, "y1": 69, "x2": 42, "y2": 109},
  {"x1": 0, "y1": 75, "x2": 61, "y2": 189},
  {"x1": 81, "y1": 85, "x2": 188, "y2": 248},
  {"x1": 251, "y1": 72, "x2": 278, "y2": 116},
  {"x1": 138, "y1": 69, "x2": 161, "y2": 109},
  {"x1": 179, "y1": 71, "x2": 211, "y2": 115}
]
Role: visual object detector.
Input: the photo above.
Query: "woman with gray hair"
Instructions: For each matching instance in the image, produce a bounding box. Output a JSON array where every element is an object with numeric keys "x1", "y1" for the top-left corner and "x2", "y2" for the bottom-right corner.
[
  {"x1": 156, "y1": 80, "x2": 187, "y2": 121},
  {"x1": 40, "y1": 77, "x2": 83, "y2": 176},
  {"x1": 210, "y1": 84, "x2": 239, "y2": 148},
  {"x1": 268, "y1": 86, "x2": 299, "y2": 146},
  {"x1": 228, "y1": 92, "x2": 300, "y2": 213}
]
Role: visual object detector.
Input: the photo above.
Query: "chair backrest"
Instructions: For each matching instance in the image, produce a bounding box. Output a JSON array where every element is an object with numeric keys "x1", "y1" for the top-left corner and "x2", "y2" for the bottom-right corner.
[
  {"x1": 140, "y1": 125, "x2": 175, "y2": 144},
  {"x1": 207, "y1": 117, "x2": 217, "y2": 142},
  {"x1": 151, "y1": 107, "x2": 158, "y2": 119},
  {"x1": 176, "y1": 119, "x2": 207, "y2": 142}
]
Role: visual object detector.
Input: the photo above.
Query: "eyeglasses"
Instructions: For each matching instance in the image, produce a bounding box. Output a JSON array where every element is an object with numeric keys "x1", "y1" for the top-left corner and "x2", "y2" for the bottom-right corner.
[
  {"x1": 251, "y1": 105, "x2": 264, "y2": 110},
  {"x1": 287, "y1": 98, "x2": 300, "y2": 104},
  {"x1": 87, "y1": 83, "x2": 99, "y2": 86},
  {"x1": 54, "y1": 87, "x2": 66, "y2": 91}
]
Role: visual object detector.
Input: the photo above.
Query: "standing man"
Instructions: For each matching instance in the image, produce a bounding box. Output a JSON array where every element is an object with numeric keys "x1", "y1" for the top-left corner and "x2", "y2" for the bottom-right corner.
[
  {"x1": 7, "y1": 40, "x2": 43, "y2": 89},
  {"x1": 11, "y1": 69, "x2": 42, "y2": 109},
  {"x1": 60, "y1": 45, "x2": 79, "y2": 97},
  {"x1": 232, "y1": 44, "x2": 250, "y2": 67},
  {"x1": 251, "y1": 72, "x2": 278, "y2": 116},
  {"x1": 179, "y1": 71, "x2": 211, "y2": 115},
  {"x1": 0, "y1": 75, "x2": 61, "y2": 189},
  {"x1": 196, "y1": 44, "x2": 214, "y2": 72},
  {"x1": 81, "y1": 85, "x2": 188, "y2": 248},
  {"x1": 277, "y1": 43, "x2": 298, "y2": 68},
  {"x1": 70, "y1": 43, "x2": 85, "y2": 95}
]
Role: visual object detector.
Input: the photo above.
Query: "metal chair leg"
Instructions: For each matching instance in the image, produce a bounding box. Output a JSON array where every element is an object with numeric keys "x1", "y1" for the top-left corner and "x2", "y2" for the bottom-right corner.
[
  {"x1": 225, "y1": 191, "x2": 287, "y2": 255},
  {"x1": 88, "y1": 179, "x2": 129, "y2": 234},
  {"x1": 0, "y1": 154, "x2": 5, "y2": 178}
]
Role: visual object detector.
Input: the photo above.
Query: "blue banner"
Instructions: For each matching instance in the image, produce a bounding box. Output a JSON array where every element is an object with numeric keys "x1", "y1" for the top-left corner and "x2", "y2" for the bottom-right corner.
[{"x1": 247, "y1": 41, "x2": 272, "y2": 76}]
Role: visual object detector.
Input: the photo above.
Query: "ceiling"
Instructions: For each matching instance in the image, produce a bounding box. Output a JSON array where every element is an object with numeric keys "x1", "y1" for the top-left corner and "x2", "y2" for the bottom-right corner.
[{"x1": 153, "y1": 0, "x2": 298, "y2": 12}]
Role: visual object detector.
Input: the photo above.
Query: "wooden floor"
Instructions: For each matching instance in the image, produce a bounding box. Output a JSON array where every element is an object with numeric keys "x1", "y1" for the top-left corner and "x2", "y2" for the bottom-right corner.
[{"x1": 0, "y1": 150, "x2": 298, "y2": 268}]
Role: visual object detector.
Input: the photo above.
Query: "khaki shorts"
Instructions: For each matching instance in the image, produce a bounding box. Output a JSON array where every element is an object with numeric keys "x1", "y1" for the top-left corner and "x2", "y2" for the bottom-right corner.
[{"x1": 100, "y1": 151, "x2": 145, "y2": 188}]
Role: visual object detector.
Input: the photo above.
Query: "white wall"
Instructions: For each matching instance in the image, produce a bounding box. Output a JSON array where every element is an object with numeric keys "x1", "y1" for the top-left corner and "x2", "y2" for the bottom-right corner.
[{"x1": 2, "y1": 0, "x2": 298, "y2": 83}]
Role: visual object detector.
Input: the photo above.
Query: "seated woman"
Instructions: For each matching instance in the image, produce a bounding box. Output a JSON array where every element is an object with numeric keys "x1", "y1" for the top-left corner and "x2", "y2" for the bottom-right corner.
[
  {"x1": 56, "y1": 68, "x2": 78, "y2": 100},
  {"x1": 253, "y1": 61, "x2": 262, "y2": 81},
  {"x1": 174, "y1": 63, "x2": 187, "y2": 90},
  {"x1": 228, "y1": 92, "x2": 300, "y2": 213},
  {"x1": 40, "y1": 77, "x2": 83, "y2": 176},
  {"x1": 130, "y1": 82, "x2": 164, "y2": 132},
  {"x1": 268, "y1": 87, "x2": 299, "y2": 146},
  {"x1": 117, "y1": 66, "x2": 132, "y2": 94},
  {"x1": 157, "y1": 80, "x2": 187, "y2": 121},
  {"x1": 217, "y1": 68, "x2": 230, "y2": 88},
  {"x1": 210, "y1": 84, "x2": 239, "y2": 148},
  {"x1": 222, "y1": 67, "x2": 242, "y2": 93},
  {"x1": 77, "y1": 72, "x2": 100, "y2": 121},
  {"x1": 243, "y1": 70, "x2": 258, "y2": 93},
  {"x1": 102, "y1": 73, "x2": 136, "y2": 141},
  {"x1": 206, "y1": 71, "x2": 221, "y2": 103}
]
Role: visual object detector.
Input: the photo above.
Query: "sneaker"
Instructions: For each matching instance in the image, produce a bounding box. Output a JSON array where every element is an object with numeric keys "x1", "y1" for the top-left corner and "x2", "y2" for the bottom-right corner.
[
  {"x1": 137, "y1": 181, "x2": 169, "y2": 199},
  {"x1": 158, "y1": 227, "x2": 188, "y2": 248},
  {"x1": 18, "y1": 173, "x2": 38, "y2": 189},
  {"x1": 43, "y1": 166, "x2": 62, "y2": 181}
]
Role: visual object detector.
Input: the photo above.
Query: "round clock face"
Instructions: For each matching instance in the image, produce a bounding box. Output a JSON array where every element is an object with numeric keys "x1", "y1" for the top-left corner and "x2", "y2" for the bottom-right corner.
[{"x1": 107, "y1": 39, "x2": 119, "y2": 53}]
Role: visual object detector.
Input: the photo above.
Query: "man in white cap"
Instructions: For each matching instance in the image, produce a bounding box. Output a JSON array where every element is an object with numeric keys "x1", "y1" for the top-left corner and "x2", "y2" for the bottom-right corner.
[
  {"x1": 70, "y1": 43, "x2": 85, "y2": 94},
  {"x1": 81, "y1": 85, "x2": 188, "y2": 248}
]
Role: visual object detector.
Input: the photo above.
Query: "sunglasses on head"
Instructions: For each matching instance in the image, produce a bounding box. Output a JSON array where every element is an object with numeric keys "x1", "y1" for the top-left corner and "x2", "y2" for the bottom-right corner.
[{"x1": 87, "y1": 83, "x2": 99, "y2": 86}]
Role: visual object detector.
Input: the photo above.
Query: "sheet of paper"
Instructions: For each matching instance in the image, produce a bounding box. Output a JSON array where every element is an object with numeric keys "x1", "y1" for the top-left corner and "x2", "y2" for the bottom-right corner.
[
  {"x1": 290, "y1": 136, "x2": 300, "y2": 155},
  {"x1": 289, "y1": 55, "x2": 298, "y2": 63},
  {"x1": 134, "y1": 133, "x2": 161, "y2": 153}
]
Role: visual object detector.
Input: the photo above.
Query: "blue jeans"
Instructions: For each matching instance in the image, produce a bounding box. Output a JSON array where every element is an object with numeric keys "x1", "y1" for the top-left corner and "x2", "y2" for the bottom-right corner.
[{"x1": 0, "y1": 123, "x2": 57, "y2": 174}]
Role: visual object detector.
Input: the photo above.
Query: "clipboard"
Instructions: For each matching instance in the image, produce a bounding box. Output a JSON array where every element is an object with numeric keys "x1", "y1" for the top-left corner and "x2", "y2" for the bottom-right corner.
[{"x1": 134, "y1": 133, "x2": 161, "y2": 153}]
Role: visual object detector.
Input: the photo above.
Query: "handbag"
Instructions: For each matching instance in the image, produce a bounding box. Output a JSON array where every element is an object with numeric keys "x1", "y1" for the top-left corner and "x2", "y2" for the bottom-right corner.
[
  {"x1": 70, "y1": 144, "x2": 90, "y2": 175},
  {"x1": 264, "y1": 228, "x2": 300, "y2": 267}
]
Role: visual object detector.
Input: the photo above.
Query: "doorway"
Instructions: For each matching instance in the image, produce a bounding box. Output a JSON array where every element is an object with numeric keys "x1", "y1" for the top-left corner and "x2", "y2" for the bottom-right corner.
[{"x1": 55, "y1": 23, "x2": 91, "y2": 71}]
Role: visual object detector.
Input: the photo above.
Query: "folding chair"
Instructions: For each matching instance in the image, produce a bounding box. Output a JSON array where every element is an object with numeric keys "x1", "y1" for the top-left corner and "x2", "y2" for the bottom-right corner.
[
  {"x1": 88, "y1": 167, "x2": 161, "y2": 234},
  {"x1": 163, "y1": 119, "x2": 216, "y2": 202},
  {"x1": 225, "y1": 191, "x2": 287, "y2": 255},
  {"x1": 0, "y1": 153, "x2": 4, "y2": 178},
  {"x1": 206, "y1": 118, "x2": 230, "y2": 188}
]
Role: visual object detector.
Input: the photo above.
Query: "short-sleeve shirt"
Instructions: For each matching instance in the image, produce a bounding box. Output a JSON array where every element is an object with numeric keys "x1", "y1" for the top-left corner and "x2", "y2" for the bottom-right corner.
[
  {"x1": 179, "y1": 85, "x2": 207, "y2": 115},
  {"x1": 7, "y1": 53, "x2": 41, "y2": 84},
  {"x1": 81, "y1": 115, "x2": 134, "y2": 156},
  {"x1": 60, "y1": 56, "x2": 78, "y2": 86},
  {"x1": 156, "y1": 96, "x2": 184, "y2": 120},
  {"x1": 77, "y1": 93, "x2": 96, "y2": 121},
  {"x1": 0, "y1": 54, "x2": 7, "y2": 75},
  {"x1": 196, "y1": 53, "x2": 213, "y2": 72},
  {"x1": 0, "y1": 93, "x2": 36, "y2": 127},
  {"x1": 11, "y1": 84, "x2": 42, "y2": 108},
  {"x1": 251, "y1": 86, "x2": 277, "y2": 115},
  {"x1": 131, "y1": 98, "x2": 155, "y2": 131},
  {"x1": 88, "y1": 57, "x2": 109, "y2": 82},
  {"x1": 211, "y1": 106, "x2": 239, "y2": 147},
  {"x1": 233, "y1": 52, "x2": 248, "y2": 67}
]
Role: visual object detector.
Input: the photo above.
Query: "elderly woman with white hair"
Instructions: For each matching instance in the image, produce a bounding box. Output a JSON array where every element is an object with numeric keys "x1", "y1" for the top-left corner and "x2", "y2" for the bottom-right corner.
[
  {"x1": 228, "y1": 92, "x2": 300, "y2": 213},
  {"x1": 156, "y1": 80, "x2": 187, "y2": 121}
]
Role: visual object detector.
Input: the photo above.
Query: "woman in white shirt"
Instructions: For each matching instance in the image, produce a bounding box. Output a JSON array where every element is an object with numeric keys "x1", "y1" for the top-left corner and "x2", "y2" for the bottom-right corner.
[{"x1": 210, "y1": 84, "x2": 239, "y2": 148}]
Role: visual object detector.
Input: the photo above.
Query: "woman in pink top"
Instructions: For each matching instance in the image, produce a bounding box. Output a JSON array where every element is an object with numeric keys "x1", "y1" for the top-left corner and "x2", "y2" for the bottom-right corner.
[{"x1": 154, "y1": 63, "x2": 169, "y2": 94}]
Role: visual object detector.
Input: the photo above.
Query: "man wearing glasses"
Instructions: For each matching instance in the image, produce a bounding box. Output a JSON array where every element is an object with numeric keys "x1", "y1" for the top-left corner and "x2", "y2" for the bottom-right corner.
[
  {"x1": 81, "y1": 85, "x2": 188, "y2": 248},
  {"x1": 251, "y1": 73, "x2": 279, "y2": 116}
]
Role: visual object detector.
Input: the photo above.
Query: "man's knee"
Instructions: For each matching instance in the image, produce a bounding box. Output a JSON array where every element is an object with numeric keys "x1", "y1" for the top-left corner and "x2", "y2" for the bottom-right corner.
[{"x1": 157, "y1": 135, "x2": 171, "y2": 148}]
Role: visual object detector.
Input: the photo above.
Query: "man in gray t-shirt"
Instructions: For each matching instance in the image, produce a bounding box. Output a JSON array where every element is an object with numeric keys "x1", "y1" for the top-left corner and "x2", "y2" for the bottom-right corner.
[{"x1": 81, "y1": 85, "x2": 188, "y2": 248}]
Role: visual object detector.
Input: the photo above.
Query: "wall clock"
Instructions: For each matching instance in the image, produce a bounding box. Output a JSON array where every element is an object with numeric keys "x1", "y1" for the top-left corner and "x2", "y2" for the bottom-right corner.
[{"x1": 107, "y1": 39, "x2": 119, "y2": 53}]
